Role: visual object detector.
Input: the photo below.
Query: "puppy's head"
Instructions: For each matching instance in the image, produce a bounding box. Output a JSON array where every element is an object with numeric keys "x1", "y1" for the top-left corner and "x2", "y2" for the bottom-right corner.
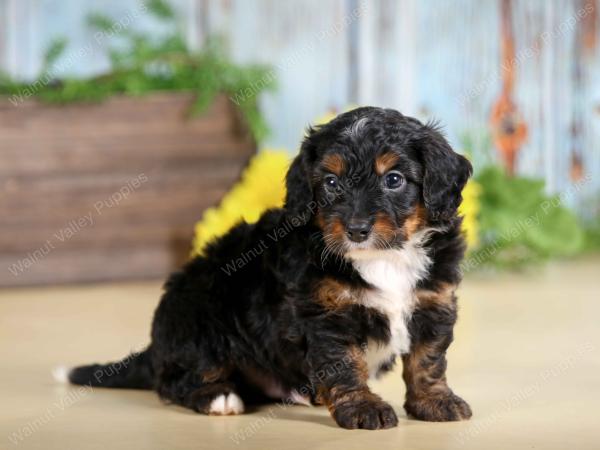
[{"x1": 285, "y1": 107, "x2": 472, "y2": 256}]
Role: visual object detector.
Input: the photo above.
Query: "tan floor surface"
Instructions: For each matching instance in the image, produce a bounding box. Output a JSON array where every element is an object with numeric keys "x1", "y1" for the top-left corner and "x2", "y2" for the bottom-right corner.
[{"x1": 1, "y1": 257, "x2": 599, "y2": 450}]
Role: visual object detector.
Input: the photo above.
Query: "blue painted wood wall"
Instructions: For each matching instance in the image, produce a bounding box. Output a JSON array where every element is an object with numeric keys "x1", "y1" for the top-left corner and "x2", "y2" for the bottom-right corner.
[{"x1": 1, "y1": 0, "x2": 599, "y2": 211}]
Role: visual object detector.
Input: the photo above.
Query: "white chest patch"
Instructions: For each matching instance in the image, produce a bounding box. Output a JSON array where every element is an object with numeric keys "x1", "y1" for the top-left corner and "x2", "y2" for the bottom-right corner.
[{"x1": 346, "y1": 229, "x2": 434, "y2": 378}]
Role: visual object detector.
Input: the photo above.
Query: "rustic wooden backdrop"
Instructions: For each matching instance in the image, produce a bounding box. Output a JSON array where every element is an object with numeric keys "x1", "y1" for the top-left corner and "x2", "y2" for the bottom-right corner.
[
  {"x1": 1, "y1": 0, "x2": 599, "y2": 201},
  {"x1": 0, "y1": 93, "x2": 254, "y2": 286}
]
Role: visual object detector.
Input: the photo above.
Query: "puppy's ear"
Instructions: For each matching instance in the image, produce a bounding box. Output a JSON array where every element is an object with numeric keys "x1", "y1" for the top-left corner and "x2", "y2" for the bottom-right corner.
[
  {"x1": 416, "y1": 123, "x2": 473, "y2": 223},
  {"x1": 285, "y1": 128, "x2": 317, "y2": 221}
]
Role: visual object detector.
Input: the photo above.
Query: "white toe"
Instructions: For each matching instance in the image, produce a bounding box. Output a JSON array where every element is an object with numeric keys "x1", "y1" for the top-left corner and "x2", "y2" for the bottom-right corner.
[
  {"x1": 290, "y1": 389, "x2": 311, "y2": 406},
  {"x1": 209, "y1": 394, "x2": 227, "y2": 415},
  {"x1": 225, "y1": 393, "x2": 245, "y2": 414},
  {"x1": 208, "y1": 393, "x2": 244, "y2": 415},
  {"x1": 52, "y1": 365, "x2": 70, "y2": 384}
]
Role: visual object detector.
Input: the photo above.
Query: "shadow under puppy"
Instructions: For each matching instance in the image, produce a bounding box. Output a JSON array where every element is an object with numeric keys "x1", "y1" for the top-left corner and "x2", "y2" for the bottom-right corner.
[{"x1": 66, "y1": 107, "x2": 473, "y2": 430}]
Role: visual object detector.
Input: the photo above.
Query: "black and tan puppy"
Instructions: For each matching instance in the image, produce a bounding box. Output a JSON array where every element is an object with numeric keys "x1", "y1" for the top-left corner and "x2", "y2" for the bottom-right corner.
[{"x1": 66, "y1": 107, "x2": 473, "y2": 429}]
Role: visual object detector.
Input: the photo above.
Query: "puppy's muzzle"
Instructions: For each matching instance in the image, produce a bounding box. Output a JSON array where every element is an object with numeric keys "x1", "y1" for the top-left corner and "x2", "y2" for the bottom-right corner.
[{"x1": 345, "y1": 219, "x2": 372, "y2": 243}]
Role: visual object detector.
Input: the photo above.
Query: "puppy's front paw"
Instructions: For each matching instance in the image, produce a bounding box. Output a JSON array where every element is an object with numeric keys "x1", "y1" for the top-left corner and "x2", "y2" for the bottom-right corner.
[
  {"x1": 333, "y1": 399, "x2": 398, "y2": 430},
  {"x1": 405, "y1": 392, "x2": 472, "y2": 422}
]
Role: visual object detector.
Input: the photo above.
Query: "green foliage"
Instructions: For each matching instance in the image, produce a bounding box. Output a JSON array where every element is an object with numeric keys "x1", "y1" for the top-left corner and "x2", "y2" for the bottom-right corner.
[
  {"x1": 472, "y1": 166, "x2": 585, "y2": 268},
  {"x1": 579, "y1": 193, "x2": 600, "y2": 252},
  {"x1": 42, "y1": 37, "x2": 68, "y2": 73},
  {"x1": 146, "y1": 0, "x2": 176, "y2": 20},
  {"x1": 0, "y1": 2, "x2": 274, "y2": 143},
  {"x1": 86, "y1": 13, "x2": 116, "y2": 33},
  {"x1": 582, "y1": 220, "x2": 600, "y2": 252}
]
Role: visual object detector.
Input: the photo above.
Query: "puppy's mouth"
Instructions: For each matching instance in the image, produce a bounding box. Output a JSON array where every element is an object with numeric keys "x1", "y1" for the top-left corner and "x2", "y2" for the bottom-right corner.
[
  {"x1": 343, "y1": 232, "x2": 400, "y2": 258},
  {"x1": 346, "y1": 231, "x2": 391, "y2": 249},
  {"x1": 321, "y1": 229, "x2": 399, "y2": 262},
  {"x1": 318, "y1": 214, "x2": 404, "y2": 264}
]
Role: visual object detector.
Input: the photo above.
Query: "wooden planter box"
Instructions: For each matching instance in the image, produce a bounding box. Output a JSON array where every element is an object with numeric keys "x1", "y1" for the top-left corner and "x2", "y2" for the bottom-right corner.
[{"x1": 0, "y1": 93, "x2": 255, "y2": 287}]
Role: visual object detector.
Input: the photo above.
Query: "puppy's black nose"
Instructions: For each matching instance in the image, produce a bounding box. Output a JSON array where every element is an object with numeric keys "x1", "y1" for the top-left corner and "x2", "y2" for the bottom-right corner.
[{"x1": 345, "y1": 220, "x2": 372, "y2": 243}]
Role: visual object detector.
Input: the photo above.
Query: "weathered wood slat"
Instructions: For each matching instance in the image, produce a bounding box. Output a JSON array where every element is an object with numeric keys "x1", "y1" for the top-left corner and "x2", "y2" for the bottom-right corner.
[
  {"x1": 0, "y1": 92, "x2": 230, "y2": 126},
  {"x1": 0, "y1": 92, "x2": 255, "y2": 286},
  {"x1": 0, "y1": 246, "x2": 186, "y2": 287},
  {"x1": 0, "y1": 93, "x2": 252, "y2": 177},
  {"x1": 0, "y1": 222, "x2": 198, "y2": 253},
  {"x1": 0, "y1": 139, "x2": 251, "y2": 176},
  {"x1": 0, "y1": 182, "x2": 229, "y2": 228}
]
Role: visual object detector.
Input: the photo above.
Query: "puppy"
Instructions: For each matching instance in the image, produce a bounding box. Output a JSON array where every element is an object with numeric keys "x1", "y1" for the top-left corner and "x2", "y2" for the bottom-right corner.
[{"x1": 67, "y1": 107, "x2": 473, "y2": 429}]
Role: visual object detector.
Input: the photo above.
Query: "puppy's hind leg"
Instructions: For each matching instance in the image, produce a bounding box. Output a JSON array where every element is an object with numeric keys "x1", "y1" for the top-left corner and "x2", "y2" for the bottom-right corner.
[{"x1": 156, "y1": 363, "x2": 245, "y2": 415}]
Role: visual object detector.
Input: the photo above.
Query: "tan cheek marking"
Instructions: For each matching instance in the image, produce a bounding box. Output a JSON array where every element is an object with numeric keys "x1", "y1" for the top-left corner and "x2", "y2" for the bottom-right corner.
[
  {"x1": 315, "y1": 212, "x2": 345, "y2": 235},
  {"x1": 316, "y1": 217, "x2": 346, "y2": 251},
  {"x1": 329, "y1": 217, "x2": 346, "y2": 242},
  {"x1": 322, "y1": 153, "x2": 345, "y2": 176},
  {"x1": 403, "y1": 204, "x2": 427, "y2": 238},
  {"x1": 314, "y1": 211, "x2": 327, "y2": 230},
  {"x1": 372, "y1": 213, "x2": 398, "y2": 242},
  {"x1": 375, "y1": 152, "x2": 400, "y2": 176}
]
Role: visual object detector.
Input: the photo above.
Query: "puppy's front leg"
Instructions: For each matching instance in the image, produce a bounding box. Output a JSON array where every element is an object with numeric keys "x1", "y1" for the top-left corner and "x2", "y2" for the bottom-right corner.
[
  {"x1": 402, "y1": 287, "x2": 472, "y2": 421},
  {"x1": 311, "y1": 345, "x2": 398, "y2": 430}
]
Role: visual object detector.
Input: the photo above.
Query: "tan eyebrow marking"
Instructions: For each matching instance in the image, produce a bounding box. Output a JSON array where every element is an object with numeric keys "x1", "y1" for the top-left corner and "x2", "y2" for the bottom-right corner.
[
  {"x1": 375, "y1": 152, "x2": 400, "y2": 176},
  {"x1": 321, "y1": 153, "x2": 345, "y2": 176}
]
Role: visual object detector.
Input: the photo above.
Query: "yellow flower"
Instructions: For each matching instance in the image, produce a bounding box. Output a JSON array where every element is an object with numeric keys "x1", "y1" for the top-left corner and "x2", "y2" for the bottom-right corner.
[
  {"x1": 191, "y1": 150, "x2": 290, "y2": 256},
  {"x1": 459, "y1": 179, "x2": 481, "y2": 248}
]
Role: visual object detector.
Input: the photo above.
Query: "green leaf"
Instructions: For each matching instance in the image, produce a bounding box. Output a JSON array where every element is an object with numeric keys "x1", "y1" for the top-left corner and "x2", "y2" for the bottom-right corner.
[
  {"x1": 87, "y1": 13, "x2": 115, "y2": 32},
  {"x1": 147, "y1": 0, "x2": 175, "y2": 20},
  {"x1": 42, "y1": 37, "x2": 68, "y2": 72}
]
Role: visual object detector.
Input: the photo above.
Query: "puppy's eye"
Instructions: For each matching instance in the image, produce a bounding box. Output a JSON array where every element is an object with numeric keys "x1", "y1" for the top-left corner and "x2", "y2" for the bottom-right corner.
[
  {"x1": 324, "y1": 175, "x2": 338, "y2": 189},
  {"x1": 383, "y1": 171, "x2": 405, "y2": 190}
]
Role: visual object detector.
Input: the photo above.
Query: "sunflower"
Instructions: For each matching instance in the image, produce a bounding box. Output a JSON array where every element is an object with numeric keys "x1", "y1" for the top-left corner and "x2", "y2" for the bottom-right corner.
[{"x1": 191, "y1": 150, "x2": 289, "y2": 256}]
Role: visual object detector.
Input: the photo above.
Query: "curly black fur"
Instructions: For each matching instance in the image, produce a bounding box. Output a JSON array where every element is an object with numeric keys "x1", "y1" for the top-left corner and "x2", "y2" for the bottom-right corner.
[{"x1": 69, "y1": 107, "x2": 473, "y2": 429}]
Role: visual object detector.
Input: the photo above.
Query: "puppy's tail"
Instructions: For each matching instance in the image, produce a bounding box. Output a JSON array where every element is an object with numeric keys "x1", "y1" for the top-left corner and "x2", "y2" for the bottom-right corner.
[{"x1": 58, "y1": 346, "x2": 154, "y2": 390}]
